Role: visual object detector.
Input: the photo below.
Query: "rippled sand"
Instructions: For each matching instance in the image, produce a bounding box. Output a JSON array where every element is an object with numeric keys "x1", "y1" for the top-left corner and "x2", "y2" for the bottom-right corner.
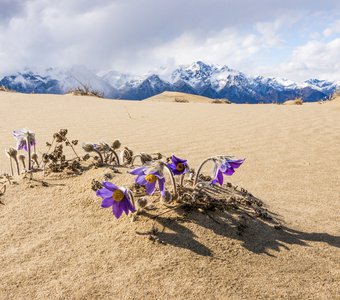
[{"x1": 0, "y1": 92, "x2": 339, "y2": 299}]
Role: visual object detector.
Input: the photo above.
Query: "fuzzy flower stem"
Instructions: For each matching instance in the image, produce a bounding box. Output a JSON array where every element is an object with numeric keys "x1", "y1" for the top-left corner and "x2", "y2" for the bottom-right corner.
[
  {"x1": 26, "y1": 136, "x2": 32, "y2": 171},
  {"x1": 193, "y1": 157, "x2": 216, "y2": 186},
  {"x1": 162, "y1": 162, "x2": 178, "y2": 199},
  {"x1": 6, "y1": 148, "x2": 20, "y2": 175},
  {"x1": 32, "y1": 154, "x2": 39, "y2": 168},
  {"x1": 19, "y1": 156, "x2": 26, "y2": 171},
  {"x1": 131, "y1": 154, "x2": 142, "y2": 166},
  {"x1": 9, "y1": 157, "x2": 14, "y2": 176},
  {"x1": 109, "y1": 150, "x2": 120, "y2": 165},
  {"x1": 93, "y1": 149, "x2": 104, "y2": 164},
  {"x1": 180, "y1": 174, "x2": 185, "y2": 187},
  {"x1": 127, "y1": 189, "x2": 135, "y2": 208},
  {"x1": 121, "y1": 149, "x2": 132, "y2": 166},
  {"x1": 65, "y1": 137, "x2": 80, "y2": 160},
  {"x1": 13, "y1": 157, "x2": 20, "y2": 175}
]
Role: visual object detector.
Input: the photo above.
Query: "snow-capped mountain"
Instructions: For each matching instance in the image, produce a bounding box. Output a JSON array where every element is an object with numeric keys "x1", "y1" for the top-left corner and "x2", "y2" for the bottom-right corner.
[
  {"x1": 0, "y1": 66, "x2": 117, "y2": 97},
  {"x1": 0, "y1": 62, "x2": 338, "y2": 103}
]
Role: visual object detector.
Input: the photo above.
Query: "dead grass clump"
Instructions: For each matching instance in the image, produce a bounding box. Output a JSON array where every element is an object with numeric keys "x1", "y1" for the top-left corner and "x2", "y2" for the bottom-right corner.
[
  {"x1": 329, "y1": 89, "x2": 340, "y2": 101},
  {"x1": 0, "y1": 86, "x2": 15, "y2": 93},
  {"x1": 174, "y1": 98, "x2": 189, "y2": 103},
  {"x1": 211, "y1": 99, "x2": 231, "y2": 104},
  {"x1": 283, "y1": 98, "x2": 303, "y2": 105},
  {"x1": 69, "y1": 85, "x2": 104, "y2": 98}
]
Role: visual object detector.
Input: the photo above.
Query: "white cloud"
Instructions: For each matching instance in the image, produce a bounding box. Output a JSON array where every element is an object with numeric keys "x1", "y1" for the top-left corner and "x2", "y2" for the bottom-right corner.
[
  {"x1": 0, "y1": 0, "x2": 339, "y2": 82},
  {"x1": 323, "y1": 20, "x2": 340, "y2": 37},
  {"x1": 257, "y1": 38, "x2": 340, "y2": 82}
]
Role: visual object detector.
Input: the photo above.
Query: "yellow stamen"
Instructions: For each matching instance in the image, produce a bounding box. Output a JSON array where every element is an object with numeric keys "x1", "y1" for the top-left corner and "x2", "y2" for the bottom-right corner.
[
  {"x1": 112, "y1": 189, "x2": 125, "y2": 202},
  {"x1": 145, "y1": 174, "x2": 157, "y2": 183},
  {"x1": 176, "y1": 163, "x2": 184, "y2": 172}
]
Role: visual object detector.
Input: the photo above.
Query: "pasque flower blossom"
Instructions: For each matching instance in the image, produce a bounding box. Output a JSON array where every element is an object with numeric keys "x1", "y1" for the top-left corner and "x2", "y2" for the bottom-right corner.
[
  {"x1": 96, "y1": 182, "x2": 136, "y2": 219},
  {"x1": 212, "y1": 157, "x2": 245, "y2": 185},
  {"x1": 13, "y1": 128, "x2": 36, "y2": 151},
  {"x1": 167, "y1": 155, "x2": 188, "y2": 175},
  {"x1": 129, "y1": 166, "x2": 165, "y2": 196}
]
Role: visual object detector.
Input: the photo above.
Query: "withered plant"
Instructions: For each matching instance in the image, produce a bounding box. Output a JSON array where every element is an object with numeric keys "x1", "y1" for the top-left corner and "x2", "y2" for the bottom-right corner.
[{"x1": 42, "y1": 129, "x2": 83, "y2": 175}]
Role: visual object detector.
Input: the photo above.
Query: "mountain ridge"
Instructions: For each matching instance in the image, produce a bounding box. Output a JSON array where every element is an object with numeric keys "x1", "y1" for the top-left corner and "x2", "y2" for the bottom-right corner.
[{"x1": 0, "y1": 62, "x2": 338, "y2": 103}]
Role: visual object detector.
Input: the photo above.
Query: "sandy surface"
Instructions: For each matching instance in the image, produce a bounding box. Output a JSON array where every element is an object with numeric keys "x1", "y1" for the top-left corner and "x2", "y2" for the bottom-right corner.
[
  {"x1": 144, "y1": 91, "x2": 216, "y2": 103},
  {"x1": 0, "y1": 92, "x2": 340, "y2": 299}
]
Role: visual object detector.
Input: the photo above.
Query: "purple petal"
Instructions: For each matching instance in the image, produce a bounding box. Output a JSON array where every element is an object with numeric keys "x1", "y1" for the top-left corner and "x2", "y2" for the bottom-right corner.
[
  {"x1": 120, "y1": 200, "x2": 129, "y2": 215},
  {"x1": 101, "y1": 197, "x2": 114, "y2": 208},
  {"x1": 167, "y1": 163, "x2": 177, "y2": 172},
  {"x1": 123, "y1": 190, "x2": 136, "y2": 212},
  {"x1": 154, "y1": 172, "x2": 164, "y2": 179},
  {"x1": 96, "y1": 188, "x2": 113, "y2": 199},
  {"x1": 224, "y1": 167, "x2": 235, "y2": 176},
  {"x1": 172, "y1": 155, "x2": 187, "y2": 164},
  {"x1": 217, "y1": 170, "x2": 224, "y2": 185},
  {"x1": 228, "y1": 159, "x2": 245, "y2": 169},
  {"x1": 229, "y1": 162, "x2": 242, "y2": 169},
  {"x1": 23, "y1": 143, "x2": 29, "y2": 152},
  {"x1": 148, "y1": 169, "x2": 161, "y2": 175},
  {"x1": 135, "y1": 175, "x2": 147, "y2": 185},
  {"x1": 17, "y1": 140, "x2": 26, "y2": 151},
  {"x1": 158, "y1": 178, "x2": 165, "y2": 196},
  {"x1": 129, "y1": 166, "x2": 146, "y2": 175},
  {"x1": 212, "y1": 165, "x2": 221, "y2": 185},
  {"x1": 167, "y1": 164, "x2": 182, "y2": 175},
  {"x1": 171, "y1": 169, "x2": 181, "y2": 175},
  {"x1": 146, "y1": 182, "x2": 156, "y2": 195},
  {"x1": 219, "y1": 162, "x2": 228, "y2": 172},
  {"x1": 112, "y1": 201, "x2": 123, "y2": 219},
  {"x1": 12, "y1": 130, "x2": 21, "y2": 138},
  {"x1": 102, "y1": 182, "x2": 118, "y2": 191},
  {"x1": 171, "y1": 155, "x2": 180, "y2": 165},
  {"x1": 126, "y1": 197, "x2": 136, "y2": 213}
]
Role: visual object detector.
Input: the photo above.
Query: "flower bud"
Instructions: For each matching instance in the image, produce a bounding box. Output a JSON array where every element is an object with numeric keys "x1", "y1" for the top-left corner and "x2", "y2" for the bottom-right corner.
[
  {"x1": 140, "y1": 153, "x2": 152, "y2": 163},
  {"x1": 18, "y1": 154, "x2": 26, "y2": 169},
  {"x1": 111, "y1": 140, "x2": 121, "y2": 149},
  {"x1": 59, "y1": 129, "x2": 68, "y2": 136},
  {"x1": 32, "y1": 153, "x2": 39, "y2": 166},
  {"x1": 42, "y1": 153, "x2": 49, "y2": 163},
  {"x1": 94, "y1": 142, "x2": 110, "y2": 152},
  {"x1": 82, "y1": 143, "x2": 94, "y2": 152},
  {"x1": 137, "y1": 197, "x2": 148, "y2": 208},
  {"x1": 5, "y1": 147, "x2": 17, "y2": 158}
]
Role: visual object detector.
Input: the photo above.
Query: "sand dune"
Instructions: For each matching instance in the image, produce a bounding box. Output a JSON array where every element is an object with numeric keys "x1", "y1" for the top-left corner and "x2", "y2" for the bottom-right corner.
[
  {"x1": 144, "y1": 91, "x2": 218, "y2": 103},
  {"x1": 0, "y1": 91, "x2": 339, "y2": 299}
]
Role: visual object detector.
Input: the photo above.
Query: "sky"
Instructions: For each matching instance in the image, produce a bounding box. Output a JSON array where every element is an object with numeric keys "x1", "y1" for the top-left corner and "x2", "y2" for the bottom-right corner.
[{"x1": 0, "y1": 0, "x2": 339, "y2": 82}]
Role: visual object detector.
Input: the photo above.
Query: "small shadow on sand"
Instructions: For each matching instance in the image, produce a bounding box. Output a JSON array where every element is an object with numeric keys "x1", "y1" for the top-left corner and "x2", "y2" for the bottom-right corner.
[{"x1": 141, "y1": 199, "x2": 340, "y2": 257}]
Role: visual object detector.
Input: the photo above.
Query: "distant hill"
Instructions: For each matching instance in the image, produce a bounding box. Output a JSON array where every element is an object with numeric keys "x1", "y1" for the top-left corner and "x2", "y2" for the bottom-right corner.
[{"x1": 143, "y1": 91, "x2": 221, "y2": 103}]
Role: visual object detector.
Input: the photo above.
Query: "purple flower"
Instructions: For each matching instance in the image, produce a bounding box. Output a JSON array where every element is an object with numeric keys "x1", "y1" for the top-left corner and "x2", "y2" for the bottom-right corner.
[
  {"x1": 212, "y1": 157, "x2": 245, "y2": 185},
  {"x1": 129, "y1": 166, "x2": 165, "y2": 196},
  {"x1": 12, "y1": 128, "x2": 36, "y2": 151},
  {"x1": 167, "y1": 155, "x2": 188, "y2": 175},
  {"x1": 96, "y1": 182, "x2": 136, "y2": 219}
]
